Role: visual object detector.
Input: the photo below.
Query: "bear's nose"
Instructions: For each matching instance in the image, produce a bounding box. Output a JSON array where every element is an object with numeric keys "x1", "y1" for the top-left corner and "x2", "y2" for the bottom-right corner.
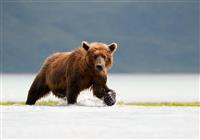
[{"x1": 96, "y1": 64, "x2": 103, "y2": 71}]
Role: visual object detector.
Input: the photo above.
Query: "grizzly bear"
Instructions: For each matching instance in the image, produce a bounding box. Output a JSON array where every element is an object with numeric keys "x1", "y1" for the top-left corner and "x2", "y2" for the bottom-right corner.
[{"x1": 26, "y1": 41, "x2": 117, "y2": 106}]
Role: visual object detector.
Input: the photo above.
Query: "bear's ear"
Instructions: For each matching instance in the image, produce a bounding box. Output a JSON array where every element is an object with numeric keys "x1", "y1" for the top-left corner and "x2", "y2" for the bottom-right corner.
[
  {"x1": 108, "y1": 43, "x2": 118, "y2": 54},
  {"x1": 82, "y1": 41, "x2": 90, "y2": 51}
]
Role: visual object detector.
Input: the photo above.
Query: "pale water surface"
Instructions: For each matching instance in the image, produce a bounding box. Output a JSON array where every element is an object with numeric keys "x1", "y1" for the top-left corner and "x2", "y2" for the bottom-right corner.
[
  {"x1": 2, "y1": 106, "x2": 199, "y2": 139},
  {"x1": 1, "y1": 74, "x2": 199, "y2": 102},
  {"x1": 1, "y1": 74, "x2": 199, "y2": 139}
]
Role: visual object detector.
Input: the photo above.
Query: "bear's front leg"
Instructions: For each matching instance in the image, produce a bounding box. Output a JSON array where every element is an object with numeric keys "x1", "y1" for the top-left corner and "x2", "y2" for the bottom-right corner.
[
  {"x1": 101, "y1": 85, "x2": 116, "y2": 106},
  {"x1": 93, "y1": 84, "x2": 116, "y2": 106}
]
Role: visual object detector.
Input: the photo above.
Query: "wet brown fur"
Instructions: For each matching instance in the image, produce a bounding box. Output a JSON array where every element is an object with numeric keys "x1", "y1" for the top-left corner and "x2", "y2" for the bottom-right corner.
[{"x1": 26, "y1": 42, "x2": 116, "y2": 105}]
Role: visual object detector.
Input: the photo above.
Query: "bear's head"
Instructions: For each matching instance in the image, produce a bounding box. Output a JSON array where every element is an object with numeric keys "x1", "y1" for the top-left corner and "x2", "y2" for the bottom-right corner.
[{"x1": 82, "y1": 41, "x2": 117, "y2": 73}]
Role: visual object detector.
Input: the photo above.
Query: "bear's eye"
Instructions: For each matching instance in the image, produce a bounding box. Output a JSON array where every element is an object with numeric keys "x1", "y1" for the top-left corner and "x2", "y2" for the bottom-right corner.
[
  {"x1": 102, "y1": 55, "x2": 107, "y2": 60},
  {"x1": 94, "y1": 55, "x2": 97, "y2": 59}
]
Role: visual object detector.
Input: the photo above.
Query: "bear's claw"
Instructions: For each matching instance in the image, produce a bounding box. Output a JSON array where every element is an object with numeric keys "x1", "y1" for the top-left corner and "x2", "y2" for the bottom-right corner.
[{"x1": 103, "y1": 91, "x2": 116, "y2": 106}]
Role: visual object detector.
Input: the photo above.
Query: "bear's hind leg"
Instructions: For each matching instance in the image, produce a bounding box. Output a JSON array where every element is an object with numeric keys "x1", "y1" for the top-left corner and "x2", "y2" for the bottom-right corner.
[
  {"x1": 26, "y1": 75, "x2": 50, "y2": 105},
  {"x1": 66, "y1": 74, "x2": 81, "y2": 104},
  {"x1": 66, "y1": 87, "x2": 80, "y2": 104}
]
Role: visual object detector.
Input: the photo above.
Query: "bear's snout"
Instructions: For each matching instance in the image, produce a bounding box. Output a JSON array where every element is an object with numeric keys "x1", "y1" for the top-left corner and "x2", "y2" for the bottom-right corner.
[
  {"x1": 95, "y1": 56, "x2": 105, "y2": 72},
  {"x1": 96, "y1": 64, "x2": 103, "y2": 71}
]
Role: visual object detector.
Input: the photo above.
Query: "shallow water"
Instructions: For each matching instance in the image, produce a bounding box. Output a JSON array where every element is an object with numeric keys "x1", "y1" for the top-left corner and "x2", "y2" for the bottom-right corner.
[
  {"x1": 1, "y1": 74, "x2": 199, "y2": 139},
  {"x1": 2, "y1": 105, "x2": 199, "y2": 138},
  {"x1": 1, "y1": 73, "x2": 199, "y2": 102}
]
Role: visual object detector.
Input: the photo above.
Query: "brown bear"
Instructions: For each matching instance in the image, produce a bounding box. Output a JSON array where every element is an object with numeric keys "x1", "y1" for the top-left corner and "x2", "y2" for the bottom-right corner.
[{"x1": 26, "y1": 41, "x2": 118, "y2": 106}]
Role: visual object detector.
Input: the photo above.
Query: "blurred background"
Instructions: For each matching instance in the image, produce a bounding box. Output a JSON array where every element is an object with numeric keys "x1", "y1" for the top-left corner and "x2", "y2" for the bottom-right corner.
[{"x1": 1, "y1": 0, "x2": 199, "y2": 103}]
